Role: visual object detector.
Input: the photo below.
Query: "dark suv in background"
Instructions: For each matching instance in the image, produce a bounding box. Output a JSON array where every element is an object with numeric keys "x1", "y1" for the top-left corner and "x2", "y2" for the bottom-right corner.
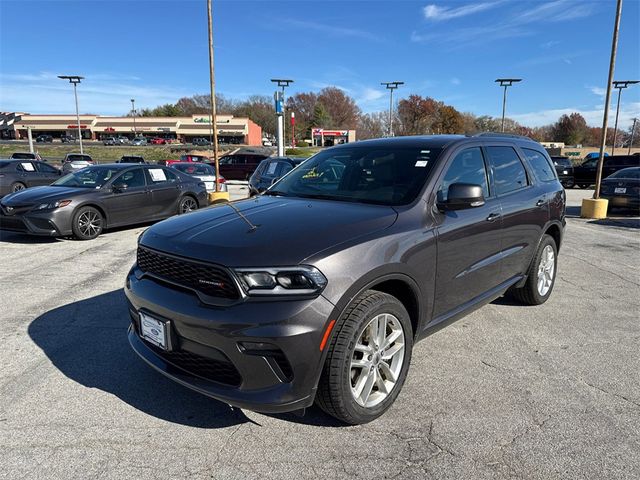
[
  {"x1": 248, "y1": 156, "x2": 304, "y2": 195},
  {"x1": 126, "y1": 134, "x2": 565, "y2": 424},
  {"x1": 550, "y1": 156, "x2": 574, "y2": 188},
  {"x1": 573, "y1": 154, "x2": 640, "y2": 188}
]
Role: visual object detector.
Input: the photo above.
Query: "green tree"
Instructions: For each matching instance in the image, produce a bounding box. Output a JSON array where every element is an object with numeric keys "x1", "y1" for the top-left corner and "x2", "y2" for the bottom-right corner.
[
  {"x1": 312, "y1": 102, "x2": 332, "y2": 129},
  {"x1": 552, "y1": 113, "x2": 588, "y2": 145}
]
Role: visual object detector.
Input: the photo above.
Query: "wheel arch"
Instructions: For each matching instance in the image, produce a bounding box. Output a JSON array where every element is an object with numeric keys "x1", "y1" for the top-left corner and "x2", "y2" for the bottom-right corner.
[{"x1": 75, "y1": 202, "x2": 108, "y2": 226}]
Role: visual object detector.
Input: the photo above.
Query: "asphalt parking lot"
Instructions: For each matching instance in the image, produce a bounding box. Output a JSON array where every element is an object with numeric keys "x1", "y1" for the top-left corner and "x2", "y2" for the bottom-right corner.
[{"x1": 1, "y1": 188, "x2": 638, "y2": 479}]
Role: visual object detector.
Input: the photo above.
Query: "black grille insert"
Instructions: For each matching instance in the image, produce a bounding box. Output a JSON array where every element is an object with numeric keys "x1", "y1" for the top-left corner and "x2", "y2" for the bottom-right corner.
[
  {"x1": 137, "y1": 246, "x2": 239, "y2": 300},
  {"x1": 150, "y1": 345, "x2": 242, "y2": 387}
]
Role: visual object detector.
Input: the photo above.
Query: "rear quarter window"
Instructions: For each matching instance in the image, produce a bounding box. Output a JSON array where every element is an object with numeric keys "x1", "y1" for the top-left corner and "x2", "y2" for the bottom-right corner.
[{"x1": 523, "y1": 148, "x2": 557, "y2": 182}]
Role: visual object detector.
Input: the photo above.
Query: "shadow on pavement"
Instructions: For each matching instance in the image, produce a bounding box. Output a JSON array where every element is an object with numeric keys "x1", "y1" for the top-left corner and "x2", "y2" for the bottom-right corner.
[
  {"x1": 28, "y1": 289, "x2": 341, "y2": 428},
  {"x1": 0, "y1": 231, "x2": 62, "y2": 244},
  {"x1": 28, "y1": 290, "x2": 251, "y2": 428}
]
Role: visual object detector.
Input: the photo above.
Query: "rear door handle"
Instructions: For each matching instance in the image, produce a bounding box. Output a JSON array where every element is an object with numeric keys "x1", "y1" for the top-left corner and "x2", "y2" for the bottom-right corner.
[
  {"x1": 536, "y1": 198, "x2": 546, "y2": 206},
  {"x1": 486, "y1": 213, "x2": 501, "y2": 222}
]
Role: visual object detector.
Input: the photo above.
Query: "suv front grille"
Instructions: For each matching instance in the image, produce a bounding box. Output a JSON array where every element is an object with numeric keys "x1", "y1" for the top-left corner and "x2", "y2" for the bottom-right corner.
[{"x1": 137, "y1": 246, "x2": 240, "y2": 300}]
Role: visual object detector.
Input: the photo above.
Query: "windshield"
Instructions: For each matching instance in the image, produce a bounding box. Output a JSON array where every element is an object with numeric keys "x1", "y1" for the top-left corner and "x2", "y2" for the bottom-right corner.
[
  {"x1": 52, "y1": 166, "x2": 121, "y2": 188},
  {"x1": 174, "y1": 164, "x2": 215, "y2": 175},
  {"x1": 268, "y1": 146, "x2": 442, "y2": 206},
  {"x1": 120, "y1": 157, "x2": 143, "y2": 163},
  {"x1": 11, "y1": 153, "x2": 34, "y2": 159},
  {"x1": 609, "y1": 168, "x2": 640, "y2": 179}
]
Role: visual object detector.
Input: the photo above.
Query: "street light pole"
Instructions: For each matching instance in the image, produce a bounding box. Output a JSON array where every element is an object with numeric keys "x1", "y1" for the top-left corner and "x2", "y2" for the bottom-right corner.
[
  {"x1": 381, "y1": 81, "x2": 404, "y2": 136},
  {"x1": 271, "y1": 79, "x2": 293, "y2": 156},
  {"x1": 611, "y1": 80, "x2": 639, "y2": 154},
  {"x1": 131, "y1": 98, "x2": 137, "y2": 137},
  {"x1": 629, "y1": 117, "x2": 639, "y2": 154},
  {"x1": 495, "y1": 78, "x2": 522, "y2": 132},
  {"x1": 58, "y1": 75, "x2": 85, "y2": 154},
  {"x1": 207, "y1": 0, "x2": 220, "y2": 192}
]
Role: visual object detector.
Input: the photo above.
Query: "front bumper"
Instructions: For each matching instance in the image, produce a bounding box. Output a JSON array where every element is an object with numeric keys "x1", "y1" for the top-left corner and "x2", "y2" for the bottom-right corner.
[
  {"x1": 125, "y1": 266, "x2": 335, "y2": 413},
  {"x1": 0, "y1": 207, "x2": 73, "y2": 236}
]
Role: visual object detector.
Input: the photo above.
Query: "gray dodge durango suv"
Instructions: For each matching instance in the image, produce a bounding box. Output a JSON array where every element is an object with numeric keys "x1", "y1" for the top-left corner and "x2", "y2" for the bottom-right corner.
[{"x1": 126, "y1": 134, "x2": 566, "y2": 424}]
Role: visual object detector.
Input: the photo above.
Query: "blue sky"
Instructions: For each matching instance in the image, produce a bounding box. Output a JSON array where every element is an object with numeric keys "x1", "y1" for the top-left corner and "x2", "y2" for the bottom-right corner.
[{"x1": 1, "y1": 0, "x2": 639, "y2": 127}]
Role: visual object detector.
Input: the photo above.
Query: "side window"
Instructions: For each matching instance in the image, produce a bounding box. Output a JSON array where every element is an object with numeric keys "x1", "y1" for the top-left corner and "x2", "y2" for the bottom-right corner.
[
  {"x1": 438, "y1": 147, "x2": 489, "y2": 202},
  {"x1": 522, "y1": 148, "x2": 557, "y2": 182},
  {"x1": 36, "y1": 162, "x2": 59, "y2": 174},
  {"x1": 486, "y1": 146, "x2": 528, "y2": 195},
  {"x1": 254, "y1": 161, "x2": 267, "y2": 176},
  {"x1": 145, "y1": 168, "x2": 177, "y2": 185},
  {"x1": 583, "y1": 158, "x2": 597, "y2": 168},
  {"x1": 17, "y1": 162, "x2": 37, "y2": 173},
  {"x1": 266, "y1": 161, "x2": 279, "y2": 176},
  {"x1": 117, "y1": 168, "x2": 146, "y2": 188},
  {"x1": 278, "y1": 162, "x2": 293, "y2": 176}
]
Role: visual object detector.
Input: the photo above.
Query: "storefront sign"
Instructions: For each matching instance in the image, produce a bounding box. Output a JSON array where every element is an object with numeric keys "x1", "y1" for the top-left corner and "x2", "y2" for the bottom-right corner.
[{"x1": 194, "y1": 117, "x2": 211, "y2": 123}]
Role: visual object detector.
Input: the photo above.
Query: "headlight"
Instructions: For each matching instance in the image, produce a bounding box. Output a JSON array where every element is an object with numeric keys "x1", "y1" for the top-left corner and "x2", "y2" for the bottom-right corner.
[
  {"x1": 34, "y1": 200, "x2": 72, "y2": 211},
  {"x1": 233, "y1": 266, "x2": 327, "y2": 296}
]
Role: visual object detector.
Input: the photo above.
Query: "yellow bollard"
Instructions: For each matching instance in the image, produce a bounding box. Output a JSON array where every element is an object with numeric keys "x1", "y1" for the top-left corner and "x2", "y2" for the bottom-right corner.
[
  {"x1": 208, "y1": 191, "x2": 230, "y2": 205},
  {"x1": 580, "y1": 198, "x2": 608, "y2": 219}
]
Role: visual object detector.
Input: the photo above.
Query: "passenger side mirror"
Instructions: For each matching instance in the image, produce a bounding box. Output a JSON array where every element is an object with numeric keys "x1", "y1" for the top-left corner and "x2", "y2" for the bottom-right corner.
[
  {"x1": 112, "y1": 182, "x2": 128, "y2": 192},
  {"x1": 438, "y1": 183, "x2": 485, "y2": 210}
]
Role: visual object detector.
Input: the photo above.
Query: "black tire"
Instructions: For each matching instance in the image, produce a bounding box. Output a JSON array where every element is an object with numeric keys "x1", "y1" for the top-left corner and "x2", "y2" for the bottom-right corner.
[
  {"x1": 71, "y1": 206, "x2": 104, "y2": 240},
  {"x1": 316, "y1": 290, "x2": 413, "y2": 425},
  {"x1": 510, "y1": 234, "x2": 557, "y2": 305},
  {"x1": 10, "y1": 182, "x2": 26, "y2": 193},
  {"x1": 178, "y1": 195, "x2": 198, "y2": 214}
]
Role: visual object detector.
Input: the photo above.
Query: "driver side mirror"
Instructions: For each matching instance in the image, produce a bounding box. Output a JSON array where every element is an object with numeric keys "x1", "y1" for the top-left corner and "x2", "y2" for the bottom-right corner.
[
  {"x1": 112, "y1": 182, "x2": 128, "y2": 193},
  {"x1": 438, "y1": 183, "x2": 485, "y2": 211}
]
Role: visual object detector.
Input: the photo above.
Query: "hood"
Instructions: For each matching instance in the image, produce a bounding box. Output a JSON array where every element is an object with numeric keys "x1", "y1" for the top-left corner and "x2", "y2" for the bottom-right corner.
[
  {"x1": 140, "y1": 196, "x2": 398, "y2": 267},
  {"x1": 1, "y1": 186, "x2": 92, "y2": 205}
]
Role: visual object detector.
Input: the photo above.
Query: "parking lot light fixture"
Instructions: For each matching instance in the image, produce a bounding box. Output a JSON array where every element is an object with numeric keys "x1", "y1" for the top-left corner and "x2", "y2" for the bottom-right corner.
[
  {"x1": 495, "y1": 78, "x2": 522, "y2": 133},
  {"x1": 611, "y1": 80, "x2": 639, "y2": 154},
  {"x1": 131, "y1": 99, "x2": 137, "y2": 137},
  {"x1": 271, "y1": 79, "x2": 293, "y2": 156},
  {"x1": 58, "y1": 75, "x2": 84, "y2": 154},
  {"x1": 381, "y1": 81, "x2": 404, "y2": 136}
]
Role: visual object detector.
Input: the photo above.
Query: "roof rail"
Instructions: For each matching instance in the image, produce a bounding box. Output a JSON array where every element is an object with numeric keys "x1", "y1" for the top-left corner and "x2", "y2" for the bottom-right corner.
[{"x1": 473, "y1": 132, "x2": 535, "y2": 141}]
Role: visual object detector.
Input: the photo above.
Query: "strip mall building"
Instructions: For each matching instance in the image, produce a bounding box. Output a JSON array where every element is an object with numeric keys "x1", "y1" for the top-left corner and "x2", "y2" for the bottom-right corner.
[{"x1": 0, "y1": 112, "x2": 263, "y2": 146}]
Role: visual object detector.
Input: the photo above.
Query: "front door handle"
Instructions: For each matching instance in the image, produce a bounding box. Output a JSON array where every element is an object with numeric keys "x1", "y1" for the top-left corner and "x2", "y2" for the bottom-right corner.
[
  {"x1": 536, "y1": 198, "x2": 545, "y2": 207},
  {"x1": 486, "y1": 213, "x2": 501, "y2": 222}
]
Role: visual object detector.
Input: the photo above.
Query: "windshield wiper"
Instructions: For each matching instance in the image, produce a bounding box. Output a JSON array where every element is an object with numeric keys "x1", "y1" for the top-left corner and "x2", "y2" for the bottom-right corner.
[{"x1": 262, "y1": 190, "x2": 289, "y2": 197}]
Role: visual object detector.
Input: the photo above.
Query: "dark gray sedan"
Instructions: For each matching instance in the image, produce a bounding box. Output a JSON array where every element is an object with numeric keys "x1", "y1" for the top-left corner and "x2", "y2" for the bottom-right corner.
[
  {"x1": 0, "y1": 159, "x2": 62, "y2": 197},
  {"x1": 0, "y1": 163, "x2": 208, "y2": 240}
]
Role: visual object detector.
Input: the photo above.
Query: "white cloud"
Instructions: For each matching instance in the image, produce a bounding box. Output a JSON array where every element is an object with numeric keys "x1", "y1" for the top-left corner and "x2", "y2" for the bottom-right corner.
[
  {"x1": 589, "y1": 86, "x2": 606, "y2": 97},
  {"x1": 451, "y1": 77, "x2": 461, "y2": 85},
  {"x1": 279, "y1": 18, "x2": 382, "y2": 42},
  {"x1": 413, "y1": 1, "x2": 595, "y2": 48},
  {"x1": 540, "y1": 40, "x2": 560, "y2": 49},
  {"x1": 0, "y1": 71, "x2": 190, "y2": 115},
  {"x1": 510, "y1": 102, "x2": 640, "y2": 128},
  {"x1": 423, "y1": 2, "x2": 503, "y2": 21}
]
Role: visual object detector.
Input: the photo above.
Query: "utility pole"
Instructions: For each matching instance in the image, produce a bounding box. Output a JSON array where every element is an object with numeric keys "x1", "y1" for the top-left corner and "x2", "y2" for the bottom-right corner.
[
  {"x1": 381, "y1": 81, "x2": 403, "y2": 136},
  {"x1": 271, "y1": 79, "x2": 293, "y2": 156},
  {"x1": 594, "y1": 0, "x2": 623, "y2": 200},
  {"x1": 610, "y1": 80, "x2": 639, "y2": 154},
  {"x1": 58, "y1": 75, "x2": 84, "y2": 154},
  {"x1": 131, "y1": 98, "x2": 137, "y2": 137},
  {"x1": 495, "y1": 78, "x2": 522, "y2": 133},
  {"x1": 207, "y1": 0, "x2": 220, "y2": 192},
  {"x1": 629, "y1": 117, "x2": 638, "y2": 154}
]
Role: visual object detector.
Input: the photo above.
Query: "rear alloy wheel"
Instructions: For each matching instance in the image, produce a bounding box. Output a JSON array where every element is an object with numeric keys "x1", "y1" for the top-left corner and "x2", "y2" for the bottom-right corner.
[
  {"x1": 510, "y1": 234, "x2": 557, "y2": 305},
  {"x1": 316, "y1": 290, "x2": 413, "y2": 424},
  {"x1": 10, "y1": 182, "x2": 26, "y2": 193},
  {"x1": 178, "y1": 196, "x2": 198, "y2": 214},
  {"x1": 72, "y1": 206, "x2": 103, "y2": 240}
]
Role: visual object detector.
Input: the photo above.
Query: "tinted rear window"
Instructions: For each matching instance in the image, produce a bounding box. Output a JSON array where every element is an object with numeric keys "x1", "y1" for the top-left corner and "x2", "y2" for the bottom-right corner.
[
  {"x1": 608, "y1": 168, "x2": 640, "y2": 179},
  {"x1": 523, "y1": 148, "x2": 557, "y2": 182}
]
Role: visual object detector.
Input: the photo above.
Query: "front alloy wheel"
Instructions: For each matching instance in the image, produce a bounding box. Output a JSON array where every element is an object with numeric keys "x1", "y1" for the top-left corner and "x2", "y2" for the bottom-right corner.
[
  {"x1": 350, "y1": 313, "x2": 405, "y2": 408},
  {"x1": 72, "y1": 206, "x2": 103, "y2": 240},
  {"x1": 179, "y1": 196, "x2": 198, "y2": 214},
  {"x1": 316, "y1": 290, "x2": 413, "y2": 424}
]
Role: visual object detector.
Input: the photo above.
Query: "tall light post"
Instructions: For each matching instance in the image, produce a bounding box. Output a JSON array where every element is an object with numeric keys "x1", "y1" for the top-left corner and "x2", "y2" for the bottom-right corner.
[
  {"x1": 495, "y1": 78, "x2": 522, "y2": 132},
  {"x1": 58, "y1": 75, "x2": 84, "y2": 154},
  {"x1": 381, "y1": 81, "x2": 403, "y2": 136},
  {"x1": 206, "y1": 0, "x2": 222, "y2": 194},
  {"x1": 611, "y1": 80, "x2": 639, "y2": 154},
  {"x1": 130, "y1": 98, "x2": 137, "y2": 137},
  {"x1": 271, "y1": 78, "x2": 293, "y2": 156},
  {"x1": 629, "y1": 117, "x2": 639, "y2": 154}
]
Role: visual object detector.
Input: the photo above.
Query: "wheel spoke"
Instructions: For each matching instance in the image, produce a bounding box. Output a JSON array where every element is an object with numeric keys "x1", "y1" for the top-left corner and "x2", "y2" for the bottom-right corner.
[
  {"x1": 354, "y1": 343, "x2": 372, "y2": 354},
  {"x1": 375, "y1": 368, "x2": 389, "y2": 394},
  {"x1": 382, "y1": 343, "x2": 404, "y2": 361},
  {"x1": 378, "y1": 361, "x2": 397, "y2": 383},
  {"x1": 376, "y1": 314, "x2": 387, "y2": 348},
  {"x1": 360, "y1": 369, "x2": 376, "y2": 404},
  {"x1": 382, "y1": 329, "x2": 402, "y2": 350},
  {"x1": 350, "y1": 358, "x2": 368, "y2": 369}
]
